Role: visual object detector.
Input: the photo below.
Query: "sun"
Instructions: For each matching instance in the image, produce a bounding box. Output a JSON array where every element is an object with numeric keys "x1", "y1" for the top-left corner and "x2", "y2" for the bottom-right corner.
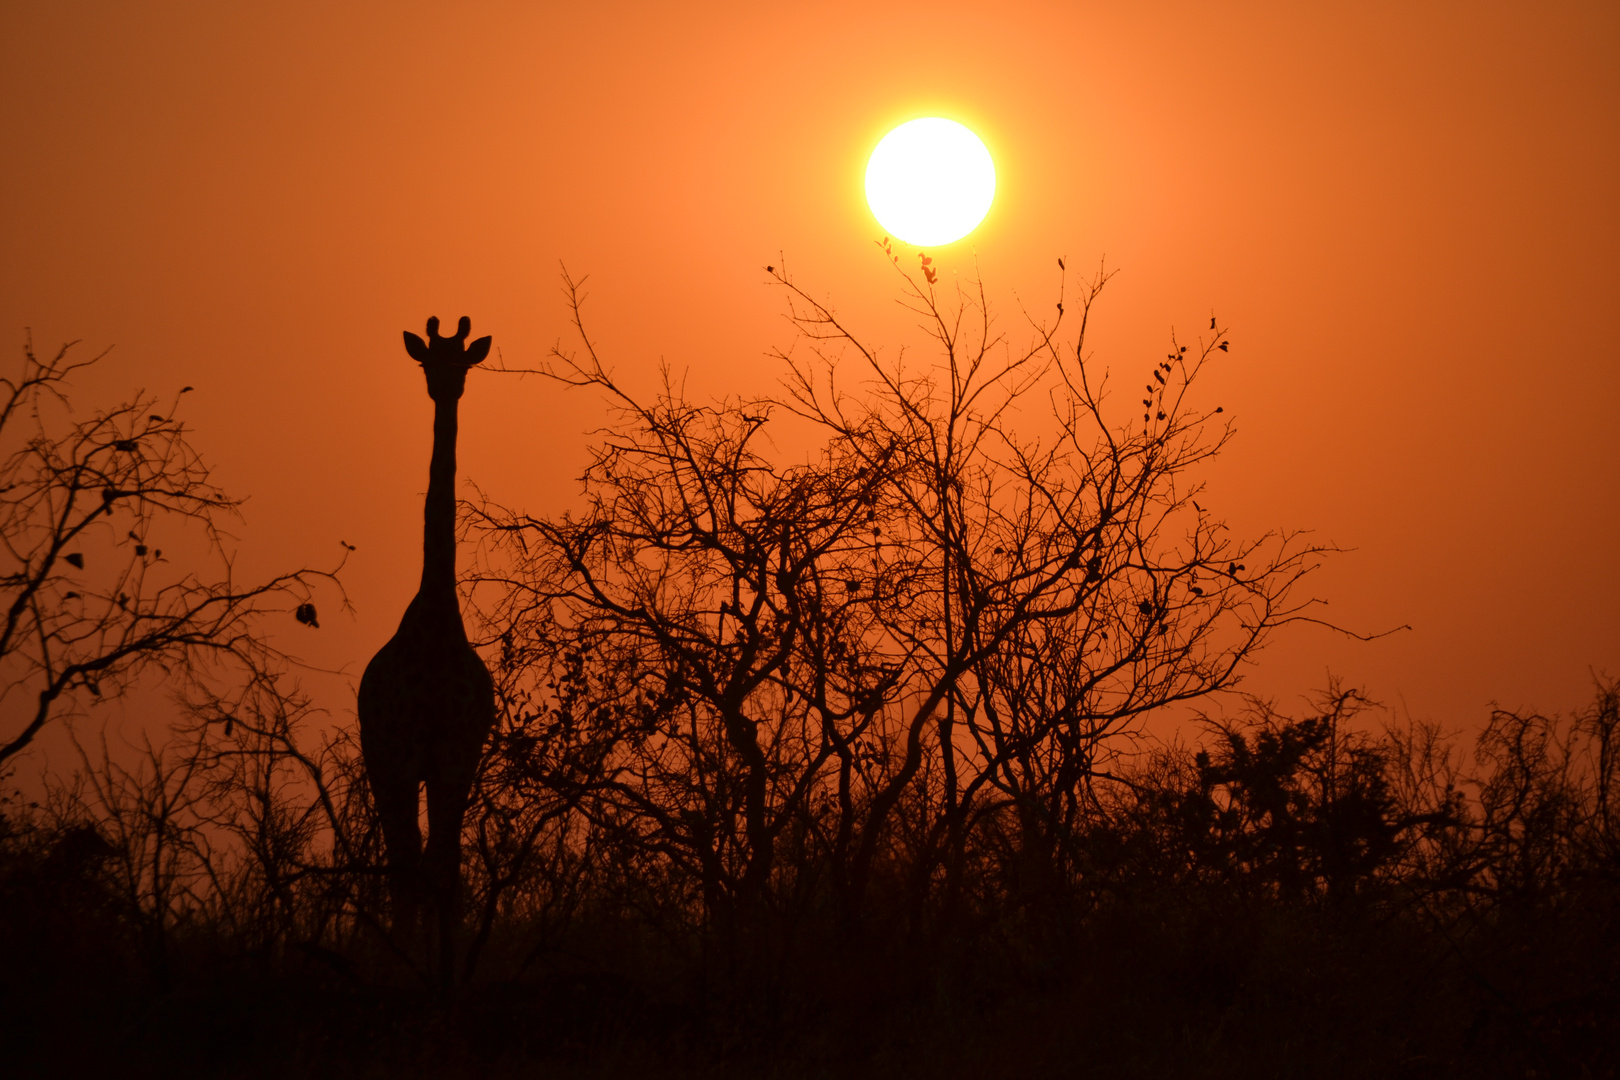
[{"x1": 865, "y1": 118, "x2": 996, "y2": 247}]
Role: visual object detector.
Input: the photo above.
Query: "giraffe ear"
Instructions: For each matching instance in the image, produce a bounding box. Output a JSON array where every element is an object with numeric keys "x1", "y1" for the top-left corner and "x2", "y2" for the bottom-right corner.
[
  {"x1": 465, "y1": 336, "x2": 492, "y2": 365},
  {"x1": 404, "y1": 331, "x2": 431, "y2": 363}
]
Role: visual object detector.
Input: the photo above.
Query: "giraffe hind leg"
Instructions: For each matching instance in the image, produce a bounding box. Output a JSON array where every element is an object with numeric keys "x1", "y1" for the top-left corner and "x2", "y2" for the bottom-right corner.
[
  {"x1": 369, "y1": 764, "x2": 425, "y2": 945},
  {"x1": 423, "y1": 771, "x2": 474, "y2": 990}
]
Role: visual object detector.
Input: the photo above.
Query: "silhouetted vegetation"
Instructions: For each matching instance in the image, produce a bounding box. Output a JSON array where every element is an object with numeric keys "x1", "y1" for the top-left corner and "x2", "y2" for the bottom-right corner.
[
  {"x1": 2, "y1": 269, "x2": 1614, "y2": 1078},
  {"x1": 0, "y1": 335, "x2": 344, "y2": 767}
]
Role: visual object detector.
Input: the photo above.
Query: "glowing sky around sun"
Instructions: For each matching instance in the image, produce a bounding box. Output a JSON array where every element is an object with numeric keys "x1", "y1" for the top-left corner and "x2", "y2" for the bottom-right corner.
[{"x1": 0, "y1": 0, "x2": 1614, "y2": 740}]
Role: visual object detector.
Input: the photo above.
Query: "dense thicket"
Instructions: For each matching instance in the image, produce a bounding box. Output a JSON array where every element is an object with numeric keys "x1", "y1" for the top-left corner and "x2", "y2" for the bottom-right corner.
[
  {"x1": 4, "y1": 679, "x2": 1615, "y2": 1078},
  {"x1": 2, "y1": 266, "x2": 1614, "y2": 1078}
]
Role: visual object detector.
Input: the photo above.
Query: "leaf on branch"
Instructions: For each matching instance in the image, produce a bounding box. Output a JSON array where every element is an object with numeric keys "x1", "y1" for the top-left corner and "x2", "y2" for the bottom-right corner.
[{"x1": 65, "y1": 553, "x2": 84, "y2": 569}]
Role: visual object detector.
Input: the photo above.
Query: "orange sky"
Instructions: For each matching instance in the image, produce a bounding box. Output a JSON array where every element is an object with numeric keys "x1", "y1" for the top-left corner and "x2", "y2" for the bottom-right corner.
[{"x1": 2, "y1": 0, "x2": 1616, "y2": 750}]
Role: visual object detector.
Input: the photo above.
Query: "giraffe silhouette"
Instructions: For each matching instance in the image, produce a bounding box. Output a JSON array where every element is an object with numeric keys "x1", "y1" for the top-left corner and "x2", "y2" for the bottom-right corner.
[{"x1": 359, "y1": 315, "x2": 495, "y2": 987}]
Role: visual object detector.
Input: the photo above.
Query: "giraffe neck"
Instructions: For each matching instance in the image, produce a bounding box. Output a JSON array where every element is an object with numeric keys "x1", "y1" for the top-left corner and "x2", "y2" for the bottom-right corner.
[{"x1": 418, "y1": 394, "x2": 461, "y2": 608}]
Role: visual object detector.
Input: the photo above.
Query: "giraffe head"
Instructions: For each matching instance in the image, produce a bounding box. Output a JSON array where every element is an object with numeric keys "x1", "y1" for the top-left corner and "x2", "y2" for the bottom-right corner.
[{"x1": 403, "y1": 316, "x2": 492, "y2": 401}]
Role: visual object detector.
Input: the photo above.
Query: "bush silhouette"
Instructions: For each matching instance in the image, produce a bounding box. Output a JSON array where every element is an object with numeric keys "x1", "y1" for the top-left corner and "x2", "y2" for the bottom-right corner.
[{"x1": 1, "y1": 265, "x2": 1615, "y2": 1078}]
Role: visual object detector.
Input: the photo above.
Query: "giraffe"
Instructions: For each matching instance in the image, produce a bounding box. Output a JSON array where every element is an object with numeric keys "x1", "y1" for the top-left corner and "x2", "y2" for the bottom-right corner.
[{"x1": 358, "y1": 315, "x2": 495, "y2": 987}]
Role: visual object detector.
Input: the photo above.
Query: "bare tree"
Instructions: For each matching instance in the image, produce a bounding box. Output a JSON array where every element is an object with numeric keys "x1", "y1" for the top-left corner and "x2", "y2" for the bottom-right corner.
[
  {"x1": 1469, "y1": 675, "x2": 1620, "y2": 906},
  {"x1": 0, "y1": 334, "x2": 344, "y2": 766},
  {"x1": 468, "y1": 254, "x2": 1343, "y2": 934},
  {"x1": 770, "y1": 255, "x2": 1342, "y2": 921},
  {"x1": 469, "y1": 283, "x2": 899, "y2": 924}
]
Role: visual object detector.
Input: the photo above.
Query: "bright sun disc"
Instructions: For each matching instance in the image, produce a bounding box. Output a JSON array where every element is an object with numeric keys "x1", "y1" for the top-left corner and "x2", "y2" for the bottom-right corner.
[{"x1": 865, "y1": 118, "x2": 995, "y2": 247}]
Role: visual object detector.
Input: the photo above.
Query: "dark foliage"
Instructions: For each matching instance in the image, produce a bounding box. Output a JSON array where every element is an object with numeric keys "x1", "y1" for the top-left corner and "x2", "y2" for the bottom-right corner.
[
  {"x1": 3, "y1": 680, "x2": 1616, "y2": 1078},
  {"x1": 3, "y1": 268, "x2": 1614, "y2": 1078}
]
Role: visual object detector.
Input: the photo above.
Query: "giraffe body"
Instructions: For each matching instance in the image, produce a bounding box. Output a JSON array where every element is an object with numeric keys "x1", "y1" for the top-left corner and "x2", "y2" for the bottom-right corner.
[{"x1": 358, "y1": 315, "x2": 494, "y2": 986}]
